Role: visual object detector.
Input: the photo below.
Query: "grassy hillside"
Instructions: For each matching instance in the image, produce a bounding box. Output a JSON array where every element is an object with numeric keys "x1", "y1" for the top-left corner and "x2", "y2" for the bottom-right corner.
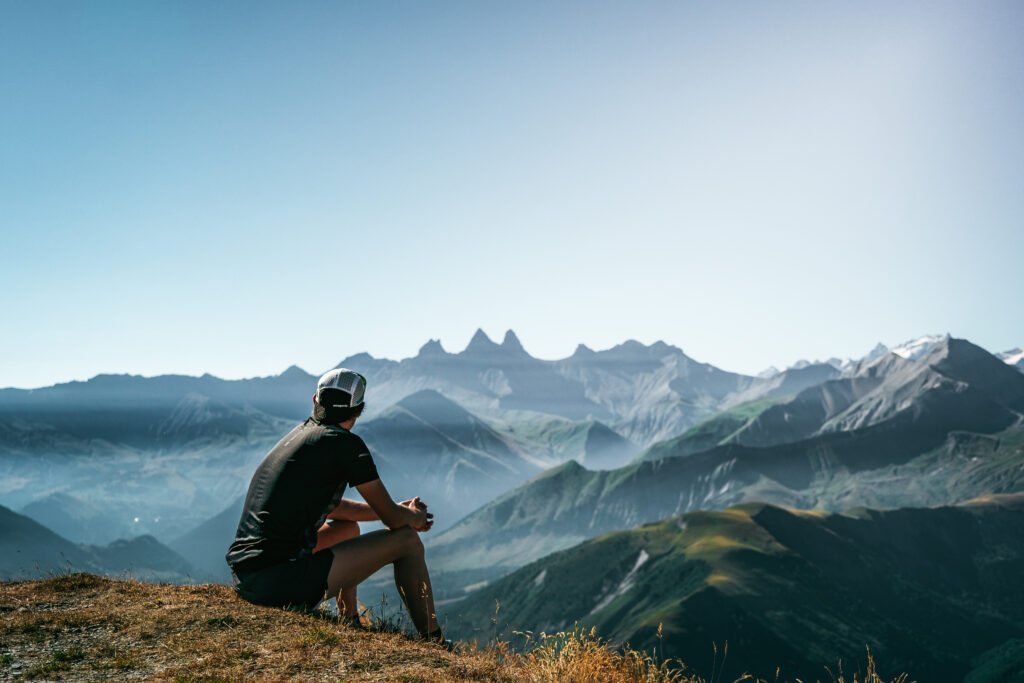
[
  {"x1": 0, "y1": 574, "x2": 490, "y2": 681},
  {"x1": 0, "y1": 574, "x2": 909, "y2": 682},
  {"x1": 444, "y1": 495, "x2": 1024, "y2": 683}
]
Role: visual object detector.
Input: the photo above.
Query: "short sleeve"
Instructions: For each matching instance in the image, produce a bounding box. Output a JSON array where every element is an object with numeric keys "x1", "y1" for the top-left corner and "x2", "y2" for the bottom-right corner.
[{"x1": 347, "y1": 434, "x2": 380, "y2": 487}]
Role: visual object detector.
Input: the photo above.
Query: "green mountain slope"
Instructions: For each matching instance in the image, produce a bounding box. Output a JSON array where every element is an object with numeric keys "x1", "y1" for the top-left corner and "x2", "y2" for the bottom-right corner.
[
  {"x1": 445, "y1": 495, "x2": 1024, "y2": 683},
  {"x1": 637, "y1": 396, "x2": 786, "y2": 462}
]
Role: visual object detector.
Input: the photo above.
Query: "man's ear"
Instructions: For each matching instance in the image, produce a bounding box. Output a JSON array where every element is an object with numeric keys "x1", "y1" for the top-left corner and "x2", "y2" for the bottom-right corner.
[{"x1": 312, "y1": 393, "x2": 319, "y2": 405}]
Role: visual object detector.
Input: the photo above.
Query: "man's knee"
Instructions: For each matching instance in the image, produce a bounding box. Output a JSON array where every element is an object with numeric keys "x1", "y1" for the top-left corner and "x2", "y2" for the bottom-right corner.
[{"x1": 395, "y1": 526, "x2": 424, "y2": 555}]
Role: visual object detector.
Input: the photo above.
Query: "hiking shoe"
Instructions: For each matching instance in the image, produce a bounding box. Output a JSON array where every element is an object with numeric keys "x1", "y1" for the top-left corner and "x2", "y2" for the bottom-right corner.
[
  {"x1": 339, "y1": 614, "x2": 368, "y2": 630},
  {"x1": 424, "y1": 629, "x2": 455, "y2": 652}
]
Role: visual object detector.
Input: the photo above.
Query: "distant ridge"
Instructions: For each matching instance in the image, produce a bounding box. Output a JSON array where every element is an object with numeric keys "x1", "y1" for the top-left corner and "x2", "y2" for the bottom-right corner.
[
  {"x1": 0, "y1": 504, "x2": 198, "y2": 582},
  {"x1": 5, "y1": 330, "x2": 1019, "y2": 395},
  {"x1": 3, "y1": 329, "x2": 1020, "y2": 591}
]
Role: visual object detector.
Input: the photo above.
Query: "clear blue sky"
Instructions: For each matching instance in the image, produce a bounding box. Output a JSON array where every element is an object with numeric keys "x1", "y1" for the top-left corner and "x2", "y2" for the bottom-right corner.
[{"x1": 2, "y1": 1, "x2": 1022, "y2": 389}]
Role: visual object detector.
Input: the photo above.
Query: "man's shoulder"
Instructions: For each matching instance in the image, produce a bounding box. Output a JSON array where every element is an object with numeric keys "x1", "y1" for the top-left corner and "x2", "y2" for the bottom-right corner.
[{"x1": 309, "y1": 422, "x2": 369, "y2": 451}]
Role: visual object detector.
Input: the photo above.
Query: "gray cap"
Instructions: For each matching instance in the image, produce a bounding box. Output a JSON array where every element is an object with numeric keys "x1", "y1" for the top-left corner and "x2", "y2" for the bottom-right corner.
[{"x1": 316, "y1": 368, "x2": 367, "y2": 408}]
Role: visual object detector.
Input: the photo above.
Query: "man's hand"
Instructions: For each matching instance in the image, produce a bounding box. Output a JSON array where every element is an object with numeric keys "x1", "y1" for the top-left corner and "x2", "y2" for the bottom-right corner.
[
  {"x1": 355, "y1": 480, "x2": 434, "y2": 532},
  {"x1": 401, "y1": 496, "x2": 433, "y2": 532},
  {"x1": 400, "y1": 497, "x2": 427, "y2": 511}
]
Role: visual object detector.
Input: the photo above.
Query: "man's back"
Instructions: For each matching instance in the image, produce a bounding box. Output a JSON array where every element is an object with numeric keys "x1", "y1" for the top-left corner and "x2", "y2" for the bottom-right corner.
[{"x1": 225, "y1": 418, "x2": 378, "y2": 574}]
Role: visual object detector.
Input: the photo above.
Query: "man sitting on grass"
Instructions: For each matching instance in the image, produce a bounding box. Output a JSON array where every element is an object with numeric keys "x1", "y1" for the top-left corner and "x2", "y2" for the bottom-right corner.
[{"x1": 225, "y1": 368, "x2": 447, "y2": 646}]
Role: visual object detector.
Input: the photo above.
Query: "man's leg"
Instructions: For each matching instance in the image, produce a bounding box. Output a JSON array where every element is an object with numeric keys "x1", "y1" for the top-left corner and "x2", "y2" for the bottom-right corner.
[
  {"x1": 315, "y1": 520, "x2": 360, "y2": 617},
  {"x1": 326, "y1": 527, "x2": 439, "y2": 637}
]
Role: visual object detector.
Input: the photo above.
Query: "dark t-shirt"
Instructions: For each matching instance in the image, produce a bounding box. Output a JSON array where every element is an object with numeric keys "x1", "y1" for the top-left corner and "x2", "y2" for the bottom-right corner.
[{"x1": 225, "y1": 417, "x2": 380, "y2": 574}]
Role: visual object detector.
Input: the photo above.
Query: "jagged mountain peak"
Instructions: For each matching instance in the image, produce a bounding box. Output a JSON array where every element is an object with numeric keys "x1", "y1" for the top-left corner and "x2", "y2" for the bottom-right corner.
[
  {"x1": 891, "y1": 333, "x2": 950, "y2": 360},
  {"x1": 607, "y1": 339, "x2": 682, "y2": 358},
  {"x1": 649, "y1": 340, "x2": 679, "y2": 354},
  {"x1": 572, "y1": 343, "x2": 595, "y2": 357},
  {"x1": 279, "y1": 365, "x2": 309, "y2": 378},
  {"x1": 845, "y1": 349, "x2": 916, "y2": 379},
  {"x1": 501, "y1": 329, "x2": 526, "y2": 352},
  {"x1": 333, "y1": 352, "x2": 397, "y2": 379},
  {"x1": 790, "y1": 341, "x2": 895, "y2": 374},
  {"x1": 464, "y1": 328, "x2": 499, "y2": 353},
  {"x1": 757, "y1": 366, "x2": 781, "y2": 379},
  {"x1": 336, "y1": 352, "x2": 376, "y2": 367},
  {"x1": 916, "y1": 335, "x2": 976, "y2": 367},
  {"x1": 921, "y1": 337, "x2": 1024, "y2": 395},
  {"x1": 416, "y1": 339, "x2": 448, "y2": 357},
  {"x1": 863, "y1": 342, "x2": 890, "y2": 361}
]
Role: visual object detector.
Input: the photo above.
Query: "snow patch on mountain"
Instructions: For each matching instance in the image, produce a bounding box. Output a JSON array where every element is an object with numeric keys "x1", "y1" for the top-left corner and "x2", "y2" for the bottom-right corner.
[
  {"x1": 534, "y1": 568, "x2": 547, "y2": 587},
  {"x1": 782, "y1": 337, "x2": 951, "y2": 374},
  {"x1": 998, "y1": 348, "x2": 1024, "y2": 367},
  {"x1": 589, "y1": 549, "x2": 649, "y2": 615},
  {"x1": 834, "y1": 335, "x2": 950, "y2": 369},
  {"x1": 891, "y1": 334, "x2": 949, "y2": 360}
]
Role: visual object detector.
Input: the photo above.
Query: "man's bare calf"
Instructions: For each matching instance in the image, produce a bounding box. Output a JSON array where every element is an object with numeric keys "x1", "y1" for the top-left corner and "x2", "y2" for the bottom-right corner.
[{"x1": 323, "y1": 526, "x2": 439, "y2": 637}]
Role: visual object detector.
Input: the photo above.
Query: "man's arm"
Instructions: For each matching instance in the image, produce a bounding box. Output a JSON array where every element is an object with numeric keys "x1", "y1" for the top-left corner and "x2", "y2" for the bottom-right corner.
[
  {"x1": 326, "y1": 498, "x2": 380, "y2": 522},
  {"x1": 356, "y1": 480, "x2": 431, "y2": 531},
  {"x1": 327, "y1": 496, "x2": 428, "y2": 523}
]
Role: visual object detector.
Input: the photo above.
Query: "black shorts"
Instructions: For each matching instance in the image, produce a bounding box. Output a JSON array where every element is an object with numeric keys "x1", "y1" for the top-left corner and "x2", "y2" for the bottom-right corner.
[{"x1": 232, "y1": 550, "x2": 334, "y2": 610}]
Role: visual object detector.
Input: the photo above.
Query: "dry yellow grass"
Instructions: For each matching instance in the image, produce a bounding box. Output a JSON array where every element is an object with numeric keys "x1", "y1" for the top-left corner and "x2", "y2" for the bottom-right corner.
[
  {"x1": 0, "y1": 574, "x2": 489, "y2": 682},
  {"x1": 0, "y1": 574, "x2": 907, "y2": 682}
]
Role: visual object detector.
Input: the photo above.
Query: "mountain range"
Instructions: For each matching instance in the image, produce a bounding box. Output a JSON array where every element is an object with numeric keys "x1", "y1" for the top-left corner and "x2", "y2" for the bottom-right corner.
[
  {"x1": 444, "y1": 494, "x2": 1024, "y2": 683},
  {"x1": 339, "y1": 329, "x2": 876, "y2": 447},
  {"x1": 2, "y1": 332, "x2": 1021, "y2": 587},
  {"x1": 0, "y1": 328, "x2": 876, "y2": 548},
  {"x1": 427, "y1": 337, "x2": 1024, "y2": 591},
  {"x1": 2, "y1": 329, "x2": 1023, "y2": 680}
]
